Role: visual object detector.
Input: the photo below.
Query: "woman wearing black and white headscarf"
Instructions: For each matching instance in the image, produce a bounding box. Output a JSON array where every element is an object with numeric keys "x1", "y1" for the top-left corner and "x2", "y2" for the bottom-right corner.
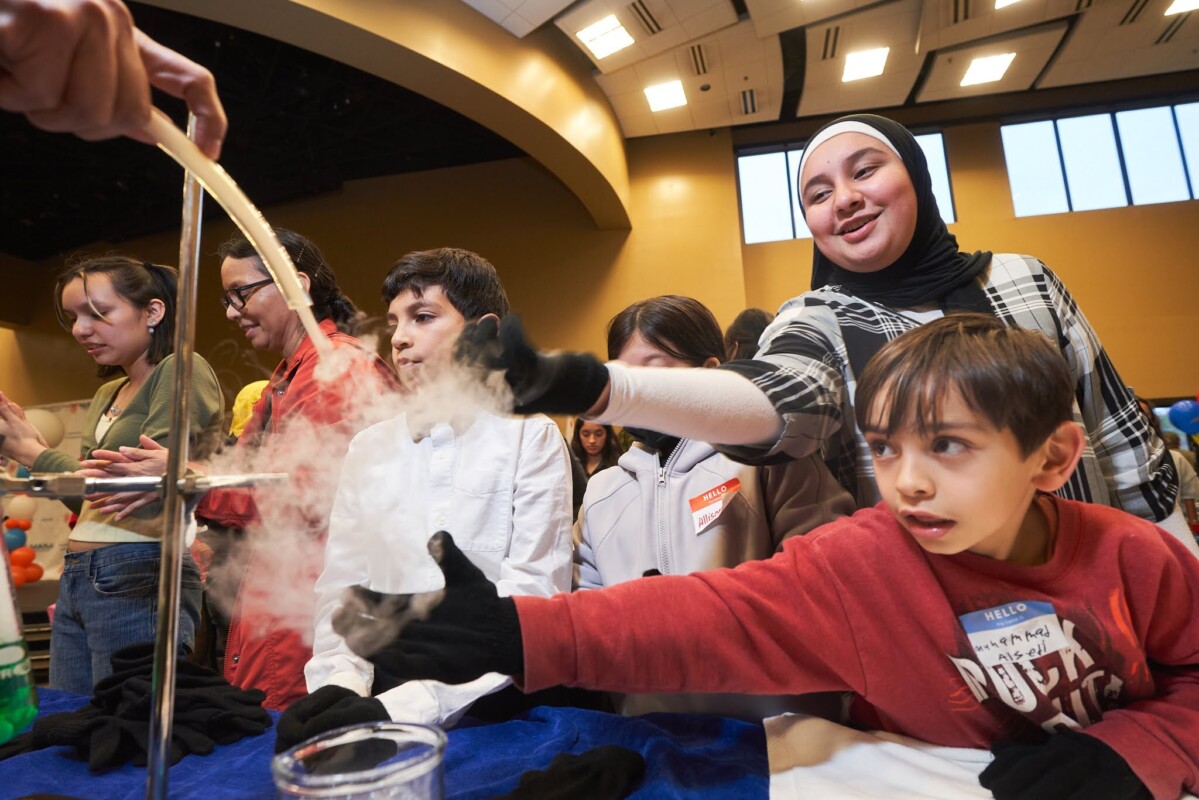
[{"x1": 489, "y1": 114, "x2": 1182, "y2": 536}]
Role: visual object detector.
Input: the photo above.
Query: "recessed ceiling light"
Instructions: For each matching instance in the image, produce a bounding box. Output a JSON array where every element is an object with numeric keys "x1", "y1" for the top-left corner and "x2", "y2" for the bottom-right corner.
[
  {"x1": 842, "y1": 48, "x2": 890, "y2": 83},
  {"x1": 995, "y1": 0, "x2": 1023, "y2": 8},
  {"x1": 644, "y1": 80, "x2": 687, "y2": 112},
  {"x1": 577, "y1": 15, "x2": 635, "y2": 60},
  {"x1": 960, "y1": 53, "x2": 1016, "y2": 87},
  {"x1": 1165, "y1": 0, "x2": 1199, "y2": 13}
]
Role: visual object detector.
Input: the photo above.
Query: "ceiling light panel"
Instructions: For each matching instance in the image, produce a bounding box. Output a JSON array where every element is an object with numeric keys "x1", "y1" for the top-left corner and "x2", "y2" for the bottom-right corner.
[
  {"x1": 797, "y1": 0, "x2": 923, "y2": 118},
  {"x1": 960, "y1": 52, "x2": 1016, "y2": 85},
  {"x1": 461, "y1": 0, "x2": 576, "y2": 38},
  {"x1": 842, "y1": 47, "x2": 890, "y2": 82},
  {"x1": 578, "y1": 15, "x2": 636, "y2": 59},
  {"x1": 555, "y1": 0, "x2": 737, "y2": 74},
  {"x1": 644, "y1": 79, "x2": 688, "y2": 110},
  {"x1": 1165, "y1": 0, "x2": 1199, "y2": 13},
  {"x1": 916, "y1": 21, "x2": 1066, "y2": 102}
]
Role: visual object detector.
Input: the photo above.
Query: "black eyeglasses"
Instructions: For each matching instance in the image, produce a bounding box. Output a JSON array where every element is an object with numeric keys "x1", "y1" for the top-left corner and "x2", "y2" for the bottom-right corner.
[{"x1": 220, "y1": 278, "x2": 275, "y2": 310}]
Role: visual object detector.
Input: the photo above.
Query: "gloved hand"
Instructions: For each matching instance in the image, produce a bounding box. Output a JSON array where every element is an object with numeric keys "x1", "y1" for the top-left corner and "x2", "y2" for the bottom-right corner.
[
  {"x1": 455, "y1": 316, "x2": 609, "y2": 416},
  {"x1": 497, "y1": 746, "x2": 646, "y2": 800},
  {"x1": 332, "y1": 532, "x2": 524, "y2": 689},
  {"x1": 979, "y1": 729, "x2": 1151, "y2": 800},
  {"x1": 274, "y1": 685, "x2": 389, "y2": 754}
]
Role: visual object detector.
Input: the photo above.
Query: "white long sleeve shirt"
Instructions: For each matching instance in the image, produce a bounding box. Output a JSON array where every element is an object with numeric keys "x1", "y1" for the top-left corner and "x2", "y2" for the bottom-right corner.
[{"x1": 306, "y1": 410, "x2": 573, "y2": 726}]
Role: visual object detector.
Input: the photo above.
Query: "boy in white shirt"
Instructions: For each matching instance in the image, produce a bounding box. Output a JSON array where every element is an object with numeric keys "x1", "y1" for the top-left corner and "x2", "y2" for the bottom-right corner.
[{"x1": 282, "y1": 248, "x2": 572, "y2": 745}]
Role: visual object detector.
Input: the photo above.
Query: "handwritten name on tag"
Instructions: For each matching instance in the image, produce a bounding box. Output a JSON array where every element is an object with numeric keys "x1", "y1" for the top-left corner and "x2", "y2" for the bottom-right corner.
[
  {"x1": 689, "y1": 478, "x2": 741, "y2": 534},
  {"x1": 959, "y1": 601, "x2": 1068, "y2": 667}
]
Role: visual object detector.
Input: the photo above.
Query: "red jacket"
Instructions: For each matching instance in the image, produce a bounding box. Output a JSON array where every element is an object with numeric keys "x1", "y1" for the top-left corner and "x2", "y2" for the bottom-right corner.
[
  {"x1": 198, "y1": 319, "x2": 397, "y2": 710},
  {"x1": 516, "y1": 496, "x2": 1199, "y2": 800}
]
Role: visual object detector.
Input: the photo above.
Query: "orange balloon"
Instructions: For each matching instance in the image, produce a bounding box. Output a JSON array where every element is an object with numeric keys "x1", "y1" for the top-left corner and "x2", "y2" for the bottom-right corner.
[
  {"x1": 23, "y1": 563, "x2": 43, "y2": 582},
  {"x1": 10, "y1": 568, "x2": 26, "y2": 588},
  {"x1": 9, "y1": 547, "x2": 36, "y2": 567},
  {"x1": 4, "y1": 519, "x2": 32, "y2": 531}
]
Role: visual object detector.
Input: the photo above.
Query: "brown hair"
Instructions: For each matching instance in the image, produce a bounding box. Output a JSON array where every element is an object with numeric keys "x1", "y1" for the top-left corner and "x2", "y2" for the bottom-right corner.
[
  {"x1": 606, "y1": 295, "x2": 726, "y2": 364},
  {"x1": 54, "y1": 255, "x2": 178, "y2": 378},
  {"x1": 854, "y1": 313, "x2": 1073, "y2": 457},
  {"x1": 381, "y1": 248, "x2": 509, "y2": 320}
]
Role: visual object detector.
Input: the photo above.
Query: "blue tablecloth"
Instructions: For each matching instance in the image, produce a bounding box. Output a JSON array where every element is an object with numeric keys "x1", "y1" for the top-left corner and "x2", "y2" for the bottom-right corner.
[{"x1": 0, "y1": 689, "x2": 767, "y2": 798}]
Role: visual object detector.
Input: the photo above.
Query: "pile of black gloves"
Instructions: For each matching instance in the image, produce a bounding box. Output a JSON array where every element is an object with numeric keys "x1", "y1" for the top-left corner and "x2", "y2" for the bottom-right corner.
[{"x1": 0, "y1": 644, "x2": 271, "y2": 771}]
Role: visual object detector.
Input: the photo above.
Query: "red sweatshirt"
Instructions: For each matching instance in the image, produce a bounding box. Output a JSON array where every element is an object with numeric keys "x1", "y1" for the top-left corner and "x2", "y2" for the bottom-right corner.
[
  {"x1": 198, "y1": 319, "x2": 397, "y2": 709},
  {"x1": 517, "y1": 496, "x2": 1199, "y2": 800}
]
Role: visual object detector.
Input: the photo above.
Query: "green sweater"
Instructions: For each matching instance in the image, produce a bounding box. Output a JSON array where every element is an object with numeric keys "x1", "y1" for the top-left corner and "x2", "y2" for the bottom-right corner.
[{"x1": 32, "y1": 354, "x2": 223, "y2": 541}]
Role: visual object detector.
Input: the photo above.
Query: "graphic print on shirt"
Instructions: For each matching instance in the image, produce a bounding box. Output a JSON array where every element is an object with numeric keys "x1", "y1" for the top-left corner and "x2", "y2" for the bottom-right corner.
[
  {"x1": 947, "y1": 601, "x2": 1127, "y2": 733},
  {"x1": 689, "y1": 478, "x2": 742, "y2": 534}
]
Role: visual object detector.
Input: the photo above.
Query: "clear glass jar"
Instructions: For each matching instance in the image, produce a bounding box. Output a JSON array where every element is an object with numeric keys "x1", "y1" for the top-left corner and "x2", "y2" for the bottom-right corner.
[{"x1": 272, "y1": 721, "x2": 446, "y2": 800}]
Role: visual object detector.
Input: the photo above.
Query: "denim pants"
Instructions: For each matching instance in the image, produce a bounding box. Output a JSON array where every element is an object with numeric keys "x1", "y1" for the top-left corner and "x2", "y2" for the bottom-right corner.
[{"x1": 50, "y1": 542, "x2": 203, "y2": 695}]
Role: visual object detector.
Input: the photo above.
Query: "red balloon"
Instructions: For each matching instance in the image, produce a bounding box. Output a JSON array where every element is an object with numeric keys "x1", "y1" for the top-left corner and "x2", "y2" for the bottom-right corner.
[
  {"x1": 9, "y1": 547, "x2": 36, "y2": 567},
  {"x1": 22, "y1": 563, "x2": 43, "y2": 582}
]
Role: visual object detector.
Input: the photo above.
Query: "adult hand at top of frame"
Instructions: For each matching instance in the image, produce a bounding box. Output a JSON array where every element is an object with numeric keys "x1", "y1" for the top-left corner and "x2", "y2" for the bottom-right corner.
[
  {"x1": 978, "y1": 730, "x2": 1151, "y2": 800},
  {"x1": 455, "y1": 315, "x2": 610, "y2": 416},
  {"x1": 0, "y1": 0, "x2": 227, "y2": 158},
  {"x1": 331, "y1": 532, "x2": 525, "y2": 688}
]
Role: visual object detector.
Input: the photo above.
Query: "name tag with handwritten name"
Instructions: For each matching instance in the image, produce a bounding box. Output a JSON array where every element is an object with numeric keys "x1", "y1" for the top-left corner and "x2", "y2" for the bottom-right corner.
[
  {"x1": 688, "y1": 478, "x2": 742, "y2": 534},
  {"x1": 959, "y1": 601, "x2": 1068, "y2": 667}
]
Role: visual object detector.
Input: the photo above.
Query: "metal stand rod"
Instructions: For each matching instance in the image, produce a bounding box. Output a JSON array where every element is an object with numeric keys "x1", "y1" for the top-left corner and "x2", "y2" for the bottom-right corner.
[{"x1": 146, "y1": 112, "x2": 205, "y2": 800}]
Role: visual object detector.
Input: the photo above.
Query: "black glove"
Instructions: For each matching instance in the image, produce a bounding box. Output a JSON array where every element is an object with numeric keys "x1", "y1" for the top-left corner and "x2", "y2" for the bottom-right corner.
[
  {"x1": 497, "y1": 746, "x2": 646, "y2": 800},
  {"x1": 455, "y1": 316, "x2": 609, "y2": 416},
  {"x1": 0, "y1": 642, "x2": 269, "y2": 770},
  {"x1": 979, "y1": 730, "x2": 1151, "y2": 800},
  {"x1": 332, "y1": 532, "x2": 524, "y2": 689},
  {"x1": 274, "y1": 685, "x2": 389, "y2": 754}
]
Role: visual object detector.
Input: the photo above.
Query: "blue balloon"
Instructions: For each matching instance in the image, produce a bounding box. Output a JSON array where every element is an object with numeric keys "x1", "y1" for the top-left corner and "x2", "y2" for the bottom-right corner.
[
  {"x1": 3, "y1": 527, "x2": 26, "y2": 551},
  {"x1": 1168, "y1": 399, "x2": 1199, "y2": 436}
]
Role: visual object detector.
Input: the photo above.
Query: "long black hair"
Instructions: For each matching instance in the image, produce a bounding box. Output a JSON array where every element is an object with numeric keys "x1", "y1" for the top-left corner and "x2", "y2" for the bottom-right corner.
[{"x1": 218, "y1": 228, "x2": 361, "y2": 334}]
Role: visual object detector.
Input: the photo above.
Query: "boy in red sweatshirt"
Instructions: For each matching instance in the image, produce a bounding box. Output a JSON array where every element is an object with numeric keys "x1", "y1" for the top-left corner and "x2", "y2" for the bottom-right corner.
[{"x1": 336, "y1": 313, "x2": 1198, "y2": 800}]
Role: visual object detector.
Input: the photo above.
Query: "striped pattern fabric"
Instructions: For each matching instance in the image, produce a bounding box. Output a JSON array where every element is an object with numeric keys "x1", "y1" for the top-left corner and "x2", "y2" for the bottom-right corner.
[{"x1": 720, "y1": 254, "x2": 1177, "y2": 522}]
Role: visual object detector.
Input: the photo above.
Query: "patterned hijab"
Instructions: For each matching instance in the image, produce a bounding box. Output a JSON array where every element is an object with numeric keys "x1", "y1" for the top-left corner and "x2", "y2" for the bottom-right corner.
[{"x1": 797, "y1": 114, "x2": 992, "y2": 313}]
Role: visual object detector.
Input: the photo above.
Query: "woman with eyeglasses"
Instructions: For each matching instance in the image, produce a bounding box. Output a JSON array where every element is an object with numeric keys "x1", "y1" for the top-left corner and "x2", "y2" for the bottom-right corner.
[
  {"x1": 86, "y1": 229, "x2": 398, "y2": 710},
  {"x1": 0, "y1": 255, "x2": 223, "y2": 694}
]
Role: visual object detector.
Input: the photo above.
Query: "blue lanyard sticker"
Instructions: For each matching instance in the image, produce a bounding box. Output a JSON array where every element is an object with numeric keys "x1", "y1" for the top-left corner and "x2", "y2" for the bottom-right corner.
[{"x1": 959, "y1": 601, "x2": 1068, "y2": 667}]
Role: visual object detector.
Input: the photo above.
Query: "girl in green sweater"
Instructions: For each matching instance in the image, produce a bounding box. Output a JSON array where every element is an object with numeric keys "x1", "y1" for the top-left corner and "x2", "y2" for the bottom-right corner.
[{"x1": 0, "y1": 256, "x2": 222, "y2": 693}]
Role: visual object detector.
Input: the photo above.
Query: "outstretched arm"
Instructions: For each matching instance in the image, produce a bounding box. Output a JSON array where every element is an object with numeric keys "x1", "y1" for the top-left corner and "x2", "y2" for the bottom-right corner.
[{"x1": 335, "y1": 531, "x2": 863, "y2": 700}]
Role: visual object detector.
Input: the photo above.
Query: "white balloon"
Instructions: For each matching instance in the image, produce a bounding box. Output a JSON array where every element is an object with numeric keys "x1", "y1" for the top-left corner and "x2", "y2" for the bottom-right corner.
[
  {"x1": 4, "y1": 495, "x2": 36, "y2": 520},
  {"x1": 24, "y1": 409, "x2": 65, "y2": 449}
]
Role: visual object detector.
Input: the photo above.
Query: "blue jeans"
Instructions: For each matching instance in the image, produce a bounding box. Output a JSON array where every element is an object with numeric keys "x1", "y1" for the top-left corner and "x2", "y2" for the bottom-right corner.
[{"x1": 50, "y1": 543, "x2": 202, "y2": 694}]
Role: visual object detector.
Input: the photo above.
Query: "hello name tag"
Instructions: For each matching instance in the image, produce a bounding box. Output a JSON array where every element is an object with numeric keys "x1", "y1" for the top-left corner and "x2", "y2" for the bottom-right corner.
[{"x1": 689, "y1": 478, "x2": 742, "y2": 534}]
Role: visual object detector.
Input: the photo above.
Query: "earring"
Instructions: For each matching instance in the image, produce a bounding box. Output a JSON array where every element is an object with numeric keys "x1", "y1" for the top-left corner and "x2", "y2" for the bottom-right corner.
[{"x1": 148, "y1": 325, "x2": 156, "y2": 333}]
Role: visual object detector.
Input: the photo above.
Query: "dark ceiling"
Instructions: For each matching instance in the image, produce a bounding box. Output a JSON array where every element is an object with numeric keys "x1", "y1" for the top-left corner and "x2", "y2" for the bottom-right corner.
[{"x1": 0, "y1": 2, "x2": 526, "y2": 262}]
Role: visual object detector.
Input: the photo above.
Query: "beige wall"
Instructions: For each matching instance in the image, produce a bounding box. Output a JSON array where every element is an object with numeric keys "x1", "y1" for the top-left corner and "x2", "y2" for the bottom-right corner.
[
  {"x1": 4, "y1": 118, "x2": 1196, "y2": 409},
  {"x1": 742, "y1": 121, "x2": 1199, "y2": 400}
]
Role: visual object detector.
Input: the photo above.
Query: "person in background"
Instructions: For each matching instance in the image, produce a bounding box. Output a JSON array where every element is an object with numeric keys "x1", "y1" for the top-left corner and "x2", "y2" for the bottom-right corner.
[
  {"x1": 283, "y1": 247, "x2": 573, "y2": 750},
  {"x1": 574, "y1": 294, "x2": 854, "y2": 718},
  {"x1": 569, "y1": 420, "x2": 622, "y2": 481},
  {"x1": 1163, "y1": 431, "x2": 1197, "y2": 471},
  {"x1": 0, "y1": 256, "x2": 222, "y2": 693},
  {"x1": 84, "y1": 229, "x2": 398, "y2": 710},
  {"x1": 1138, "y1": 398, "x2": 1199, "y2": 541},
  {"x1": 0, "y1": 0, "x2": 226, "y2": 158},
  {"x1": 342, "y1": 314, "x2": 1199, "y2": 800},
  {"x1": 723, "y1": 307, "x2": 775, "y2": 362}
]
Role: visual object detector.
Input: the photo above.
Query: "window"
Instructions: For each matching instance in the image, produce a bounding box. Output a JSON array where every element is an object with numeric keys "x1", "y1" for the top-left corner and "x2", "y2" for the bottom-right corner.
[
  {"x1": 736, "y1": 133, "x2": 954, "y2": 244},
  {"x1": 1001, "y1": 103, "x2": 1198, "y2": 218}
]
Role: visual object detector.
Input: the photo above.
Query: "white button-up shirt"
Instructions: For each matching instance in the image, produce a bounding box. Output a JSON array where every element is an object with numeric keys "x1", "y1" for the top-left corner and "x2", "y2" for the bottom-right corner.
[{"x1": 306, "y1": 410, "x2": 573, "y2": 726}]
